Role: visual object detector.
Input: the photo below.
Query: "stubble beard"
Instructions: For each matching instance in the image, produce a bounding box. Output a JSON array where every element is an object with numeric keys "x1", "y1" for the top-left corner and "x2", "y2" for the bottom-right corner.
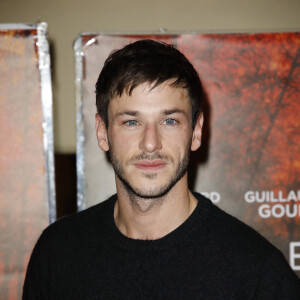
[{"x1": 108, "y1": 143, "x2": 191, "y2": 204}]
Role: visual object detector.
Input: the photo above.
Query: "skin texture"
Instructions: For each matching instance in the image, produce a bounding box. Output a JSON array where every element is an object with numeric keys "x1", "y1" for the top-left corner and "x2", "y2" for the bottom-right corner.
[{"x1": 96, "y1": 81, "x2": 203, "y2": 239}]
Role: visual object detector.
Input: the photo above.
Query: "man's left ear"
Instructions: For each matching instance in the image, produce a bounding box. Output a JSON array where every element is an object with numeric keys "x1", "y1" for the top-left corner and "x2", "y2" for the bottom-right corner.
[{"x1": 191, "y1": 113, "x2": 204, "y2": 152}]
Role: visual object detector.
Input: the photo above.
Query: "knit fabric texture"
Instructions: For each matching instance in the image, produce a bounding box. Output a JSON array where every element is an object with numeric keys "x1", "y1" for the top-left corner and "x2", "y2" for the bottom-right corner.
[{"x1": 23, "y1": 193, "x2": 300, "y2": 299}]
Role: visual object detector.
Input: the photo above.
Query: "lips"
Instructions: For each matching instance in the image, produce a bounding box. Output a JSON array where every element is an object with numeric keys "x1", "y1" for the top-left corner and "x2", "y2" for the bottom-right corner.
[{"x1": 134, "y1": 160, "x2": 167, "y2": 171}]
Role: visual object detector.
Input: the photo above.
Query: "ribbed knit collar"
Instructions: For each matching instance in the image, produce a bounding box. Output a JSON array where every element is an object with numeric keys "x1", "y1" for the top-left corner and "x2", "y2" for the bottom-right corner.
[{"x1": 100, "y1": 192, "x2": 213, "y2": 252}]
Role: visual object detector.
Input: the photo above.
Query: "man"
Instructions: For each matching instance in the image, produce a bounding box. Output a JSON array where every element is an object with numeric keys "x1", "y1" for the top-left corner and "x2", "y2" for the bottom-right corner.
[{"x1": 23, "y1": 40, "x2": 300, "y2": 299}]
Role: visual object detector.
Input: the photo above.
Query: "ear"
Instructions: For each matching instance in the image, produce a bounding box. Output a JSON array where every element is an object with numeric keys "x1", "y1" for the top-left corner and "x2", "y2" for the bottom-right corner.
[
  {"x1": 191, "y1": 113, "x2": 204, "y2": 152},
  {"x1": 95, "y1": 113, "x2": 109, "y2": 152}
]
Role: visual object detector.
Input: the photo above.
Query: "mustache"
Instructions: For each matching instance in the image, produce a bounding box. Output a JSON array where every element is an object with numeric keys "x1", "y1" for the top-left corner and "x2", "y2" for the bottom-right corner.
[{"x1": 128, "y1": 152, "x2": 172, "y2": 163}]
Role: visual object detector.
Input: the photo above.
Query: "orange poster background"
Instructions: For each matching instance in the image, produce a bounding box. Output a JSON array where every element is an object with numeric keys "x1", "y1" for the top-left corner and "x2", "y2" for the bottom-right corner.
[
  {"x1": 0, "y1": 29, "x2": 49, "y2": 298},
  {"x1": 179, "y1": 33, "x2": 300, "y2": 276}
]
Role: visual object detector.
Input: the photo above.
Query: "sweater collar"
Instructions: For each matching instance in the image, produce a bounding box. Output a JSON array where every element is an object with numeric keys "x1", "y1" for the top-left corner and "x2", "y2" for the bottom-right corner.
[{"x1": 100, "y1": 192, "x2": 213, "y2": 252}]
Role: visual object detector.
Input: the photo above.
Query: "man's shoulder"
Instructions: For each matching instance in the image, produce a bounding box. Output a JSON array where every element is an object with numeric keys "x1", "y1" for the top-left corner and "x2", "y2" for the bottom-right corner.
[
  {"x1": 193, "y1": 192, "x2": 300, "y2": 287},
  {"x1": 41, "y1": 194, "x2": 116, "y2": 244},
  {"x1": 193, "y1": 192, "x2": 278, "y2": 257},
  {"x1": 192, "y1": 192, "x2": 300, "y2": 296}
]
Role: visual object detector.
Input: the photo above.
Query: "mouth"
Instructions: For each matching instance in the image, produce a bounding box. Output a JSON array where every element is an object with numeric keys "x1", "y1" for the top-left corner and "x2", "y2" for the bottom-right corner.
[{"x1": 134, "y1": 160, "x2": 167, "y2": 171}]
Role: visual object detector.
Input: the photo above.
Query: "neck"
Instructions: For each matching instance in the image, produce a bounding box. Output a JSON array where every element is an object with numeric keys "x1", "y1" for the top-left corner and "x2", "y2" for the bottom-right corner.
[{"x1": 114, "y1": 174, "x2": 198, "y2": 240}]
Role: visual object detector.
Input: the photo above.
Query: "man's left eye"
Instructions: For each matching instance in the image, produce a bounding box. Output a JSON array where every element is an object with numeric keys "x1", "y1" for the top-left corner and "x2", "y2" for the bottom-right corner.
[
  {"x1": 163, "y1": 118, "x2": 177, "y2": 126},
  {"x1": 124, "y1": 120, "x2": 138, "y2": 126}
]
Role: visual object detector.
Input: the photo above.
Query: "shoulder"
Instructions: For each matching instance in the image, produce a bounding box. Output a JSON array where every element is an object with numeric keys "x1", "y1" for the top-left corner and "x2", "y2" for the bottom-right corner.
[
  {"x1": 194, "y1": 192, "x2": 274, "y2": 250},
  {"x1": 23, "y1": 195, "x2": 117, "y2": 298},
  {"x1": 40, "y1": 194, "x2": 116, "y2": 247},
  {"x1": 193, "y1": 192, "x2": 300, "y2": 294},
  {"x1": 192, "y1": 192, "x2": 285, "y2": 268}
]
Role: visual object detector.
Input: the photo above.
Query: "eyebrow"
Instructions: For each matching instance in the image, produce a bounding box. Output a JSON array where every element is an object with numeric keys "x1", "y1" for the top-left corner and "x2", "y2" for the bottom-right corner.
[
  {"x1": 116, "y1": 108, "x2": 186, "y2": 118},
  {"x1": 162, "y1": 109, "x2": 186, "y2": 115},
  {"x1": 116, "y1": 111, "x2": 140, "y2": 117}
]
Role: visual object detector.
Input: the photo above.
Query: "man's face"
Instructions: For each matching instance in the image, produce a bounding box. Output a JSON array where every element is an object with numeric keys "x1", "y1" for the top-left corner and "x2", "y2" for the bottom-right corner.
[{"x1": 96, "y1": 81, "x2": 202, "y2": 199}]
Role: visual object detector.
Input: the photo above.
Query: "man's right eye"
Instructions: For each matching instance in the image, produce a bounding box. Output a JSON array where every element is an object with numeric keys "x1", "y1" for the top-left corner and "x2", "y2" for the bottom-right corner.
[{"x1": 124, "y1": 120, "x2": 138, "y2": 126}]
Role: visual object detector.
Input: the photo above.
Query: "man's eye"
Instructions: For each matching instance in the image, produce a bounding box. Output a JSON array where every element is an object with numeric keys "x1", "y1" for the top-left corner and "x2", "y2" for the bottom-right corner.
[
  {"x1": 163, "y1": 118, "x2": 178, "y2": 126},
  {"x1": 124, "y1": 120, "x2": 138, "y2": 126}
]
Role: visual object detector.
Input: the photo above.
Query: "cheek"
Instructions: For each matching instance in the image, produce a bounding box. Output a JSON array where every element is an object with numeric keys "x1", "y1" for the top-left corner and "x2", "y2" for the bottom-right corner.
[
  {"x1": 109, "y1": 129, "x2": 139, "y2": 154},
  {"x1": 163, "y1": 132, "x2": 191, "y2": 155},
  {"x1": 109, "y1": 127, "x2": 125, "y2": 145}
]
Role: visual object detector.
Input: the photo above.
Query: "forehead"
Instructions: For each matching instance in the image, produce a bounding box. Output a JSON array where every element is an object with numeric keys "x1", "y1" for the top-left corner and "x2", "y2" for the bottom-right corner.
[{"x1": 109, "y1": 81, "x2": 191, "y2": 114}]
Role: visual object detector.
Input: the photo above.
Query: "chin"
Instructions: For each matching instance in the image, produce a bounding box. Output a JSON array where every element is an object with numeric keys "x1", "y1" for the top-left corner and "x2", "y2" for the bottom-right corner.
[{"x1": 124, "y1": 180, "x2": 175, "y2": 199}]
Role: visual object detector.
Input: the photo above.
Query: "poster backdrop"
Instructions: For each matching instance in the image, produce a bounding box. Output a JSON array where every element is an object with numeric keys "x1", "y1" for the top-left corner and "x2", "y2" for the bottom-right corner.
[
  {"x1": 75, "y1": 33, "x2": 300, "y2": 277},
  {"x1": 0, "y1": 24, "x2": 55, "y2": 298}
]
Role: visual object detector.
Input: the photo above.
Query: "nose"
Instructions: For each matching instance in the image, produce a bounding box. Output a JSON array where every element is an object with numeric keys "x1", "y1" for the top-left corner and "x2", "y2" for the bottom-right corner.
[{"x1": 139, "y1": 123, "x2": 162, "y2": 153}]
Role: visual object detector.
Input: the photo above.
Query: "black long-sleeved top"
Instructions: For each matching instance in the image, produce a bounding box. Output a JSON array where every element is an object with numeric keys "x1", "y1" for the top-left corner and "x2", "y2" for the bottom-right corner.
[{"x1": 23, "y1": 193, "x2": 300, "y2": 299}]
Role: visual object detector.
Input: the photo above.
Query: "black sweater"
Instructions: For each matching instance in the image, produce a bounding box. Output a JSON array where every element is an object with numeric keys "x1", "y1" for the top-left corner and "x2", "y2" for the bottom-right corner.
[{"x1": 23, "y1": 193, "x2": 300, "y2": 299}]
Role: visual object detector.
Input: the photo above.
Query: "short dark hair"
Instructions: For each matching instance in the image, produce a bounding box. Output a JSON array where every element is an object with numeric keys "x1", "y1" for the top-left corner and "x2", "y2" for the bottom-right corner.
[{"x1": 95, "y1": 39, "x2": 203, "y2": 128}]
